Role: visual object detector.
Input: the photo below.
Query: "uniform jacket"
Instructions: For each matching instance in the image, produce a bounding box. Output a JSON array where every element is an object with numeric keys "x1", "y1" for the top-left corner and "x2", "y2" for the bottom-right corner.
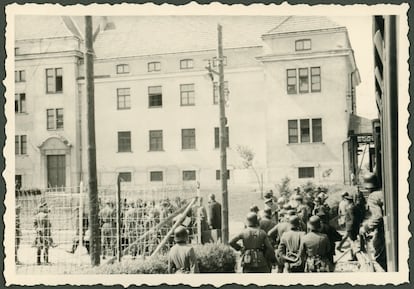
[
  {"x1": 320, "y1": 223, "x2": 342, "y2": 256},
  {"x1": 278, "y1": 229, "x2": 305, "y2": 258},
  {"x1": 361, "y1": 213, "x2": 387, "y2": 270},
  {"x1": 168, "y1": 243, "x2": 199, "y2": 273},
  {"x1": 207, "y1": 200, "x2": 222, "y2": 230},
  {"x1": 268, "y1": 221, "x2": 291, "y2": 246},
  {"x1": 259, "y1": 216, "x2": 276, "y2": 233},
  {"x1": 300, "y1": 231, "x2": 330, "y2": 259}
]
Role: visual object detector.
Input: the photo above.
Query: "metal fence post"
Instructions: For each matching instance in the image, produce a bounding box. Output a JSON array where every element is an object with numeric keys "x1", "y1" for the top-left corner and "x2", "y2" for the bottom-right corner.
[{"x1": 116, "y1": 175, "x2": 122, "y2": 262}]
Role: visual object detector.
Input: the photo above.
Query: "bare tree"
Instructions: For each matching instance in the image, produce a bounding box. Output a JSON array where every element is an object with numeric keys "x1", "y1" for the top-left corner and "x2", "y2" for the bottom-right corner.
[{"x1": 236, "y1": 145, "x2": 264, "y2": 199}]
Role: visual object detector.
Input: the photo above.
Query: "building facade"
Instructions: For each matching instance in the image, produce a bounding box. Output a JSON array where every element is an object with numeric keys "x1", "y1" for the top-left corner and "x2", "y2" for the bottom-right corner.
[{"x1": 14, "y1": 15, "x2": 361, "y2": 190}]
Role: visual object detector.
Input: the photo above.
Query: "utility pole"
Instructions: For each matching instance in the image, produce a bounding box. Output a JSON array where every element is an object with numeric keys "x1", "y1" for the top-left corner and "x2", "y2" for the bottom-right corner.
[
  {"x1": 218, "y1": 24, "x2": 229, "y2": 244},
  {"x1": 85, "y1": 16, "x2": 100, "y2": 266}
]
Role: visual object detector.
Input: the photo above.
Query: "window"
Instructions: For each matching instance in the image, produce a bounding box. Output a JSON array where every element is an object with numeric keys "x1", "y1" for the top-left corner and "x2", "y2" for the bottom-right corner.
[
  {"x1": 118, "y1": 131, "x2": 131, "y2": 152},
  {"x1": 287, "y1": 69, "x2": 297, "y2": 94},
  {"x1": 119, "y1": 172, "x2": 132, "y2": 182},
  {"x1": 46, "y1": 68, "x2": 63, "y2": 93},
  {"x1": 15, "y1": 70, "x2": 25, "y2": 82},
  {"x1": 295, "y1": 39, "x2": 311, "y2": 51},
  {"x1": 149, "y1": 130, "x2": 163, "y2": 151},
  {"x1": 15, "y1": 93, "x2": 26, "y2": 113},
  {"x1": 180, "y1": 59, "x2": 194, "y2": 69},
  {"x1": 148, "y1": 86, "x2": 162, "y2": 107},
  {"x1": 116, "y1": 64, "x2": 129, "y2": 74},
  {"x1": 182, "y1": 170, "x2": 196, "y2": 181},
  {"x1": 15, "y1": 135, "x2": 27, "y2": 155},
  {"x1": 214, "y1": 127, "x2": 229, "y2": 148},
  {"x1": 148, "y1": 62, "x2": 161, "y2": 72},
  {"x1": 46, "y1": 108, "x2": 64, "y2": 130},
  {"x1": 216, "y1": 169, "x2": 230, "y2": 180},
  {"x1": 182, "y1": 129, "x2": 196, "y2": 150},
  {"x1": 213, "y1": 56, "x2": 227, "y2": 67},
  {"x1": 15, "y1": 175, "x2": 22, "y2": 190},
  {"x1": 117, "y1": 88, "x2": 131, "y2": 109},
  {"x1": 287, "y1": 67, "x2": 321, "y2": 94},
  {"x1": 311, "y1": 67, "x2": 321, "y2": 92},
  {"x1": 300, "y1": 119, "x2": 310, "y2": 143},
  {"x1": 213, "y1": 81, "x2": 229, "y2": 104},
  {"x1": 288, "y1": 119, "x2": 323, "y2": 143},
  {"x1": 298, "y1": 167, "x2": 315, "y2": 178},
  {"x1": 299, "y1": 68, "x2": 309, "y2": 93},
  {"x1": 288, "y1": 120, "x2": 298, "y2": 144},
  {"x1": 180, "y1": 84, "x2": 195, "y2": 106},
  {"x1": 312, "y1": 118, "x2": 323, "y2": 143},
  {"x1": 150, "y1": 171, "x2": 163, "y2": 182}
]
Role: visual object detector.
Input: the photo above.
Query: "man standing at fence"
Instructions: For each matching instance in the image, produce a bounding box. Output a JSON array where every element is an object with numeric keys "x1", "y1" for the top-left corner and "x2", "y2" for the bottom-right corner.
[
  {"x1": 15, "y1": 204, "x2": 21, "y2": 264},
  {"x1": 168, "y1": 226, "x2": 199, "y2": 273},
  {"x1": 99, "y1": 199, "x2": 116, "y2": 259},
  {"x1": 33, "y1": 200, "x2": 53, "y2": 265},
  {"x1": 207, "y1": 193, "x2": 221, "y2": 230},
  {"x1": 125, "y1": 200, "x2": 139, "y2": 259}
]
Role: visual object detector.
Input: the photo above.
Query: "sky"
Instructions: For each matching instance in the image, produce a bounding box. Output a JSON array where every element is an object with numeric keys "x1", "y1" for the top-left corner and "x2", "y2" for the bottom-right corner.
[{"x1": 330, "y1": 16, "x2": 377, "y2": 120}]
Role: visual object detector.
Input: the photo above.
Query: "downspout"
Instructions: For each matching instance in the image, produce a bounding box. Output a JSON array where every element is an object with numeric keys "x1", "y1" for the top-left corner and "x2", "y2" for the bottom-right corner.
[{"x1": 342, "y1": 137, "x2": 351, "y2": 185}]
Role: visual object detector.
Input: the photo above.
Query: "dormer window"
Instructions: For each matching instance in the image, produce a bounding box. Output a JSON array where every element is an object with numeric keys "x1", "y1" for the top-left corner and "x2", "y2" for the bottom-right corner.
[{"x1": 295, "y1": 39, "x2": 311, "y2": 51}]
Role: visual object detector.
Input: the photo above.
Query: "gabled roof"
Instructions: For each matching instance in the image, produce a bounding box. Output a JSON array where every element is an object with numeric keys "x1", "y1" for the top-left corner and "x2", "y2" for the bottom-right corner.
[
  {"x1": 15, "y1": 15, "x2": 287, "y2": 58},
  {"x1": 265, "y1": 16, "x2": 344, "y2": 35}
]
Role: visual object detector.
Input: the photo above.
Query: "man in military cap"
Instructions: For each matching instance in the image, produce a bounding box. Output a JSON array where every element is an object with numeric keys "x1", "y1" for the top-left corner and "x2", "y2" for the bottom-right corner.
[
  {"x1": 337, "y1": 194, "x2": 359, "y2": 253},
  {"x1": 359, "y1": 173, "x2": 387, "y2": 271},
  {"x1": 99, "y1": 199, "x2": 116, "y2": 259},
  {"x1": 259, "y1": 207, "x2": 276, "y2": 233},
  {"x1": 15, "y1": 204, "x2": 21, "y2": 264},
  {"x1": 295, "y1": 194, "x2": 310, "y2": 231},
  {"x1": 268, "y1": 210, "x2": 292, "y2": 272},
  {"x1": 277, "y1": 215, "x2": 306, "y2": 272},
  {"x1": 249, "y1": 204, "x2": 260, "y2": 214},
  {"x1": 207, "y1": 193, "x2": 222, "y2": 230},
  {"x1": 124, "y1": 200, "x2": 140, "y2": 258},
  {"x1": 300, "y1": 215, "x2": 332, "y2": 272},
  {"x1": 317, "y1": 210, "x2": 342, "y2": 270},
  {"x1": 168, "y1": 226, "x2": 199, "y2": 273},
  {"x1": 33, "y1": 200, "x2": 53, "y2": 265},
  {"x1": 338, "y1": 192, "x2": 350, "y2": 229},
  {"x1": 230, "y1": 212, "x2": 275, "y2": 273}
]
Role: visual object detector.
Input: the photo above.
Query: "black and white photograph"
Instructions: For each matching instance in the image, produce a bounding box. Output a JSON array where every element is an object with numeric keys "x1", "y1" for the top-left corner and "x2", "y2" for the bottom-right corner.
[{"x1": 3, "y1": 2, "x2": 411, "y2": 286}]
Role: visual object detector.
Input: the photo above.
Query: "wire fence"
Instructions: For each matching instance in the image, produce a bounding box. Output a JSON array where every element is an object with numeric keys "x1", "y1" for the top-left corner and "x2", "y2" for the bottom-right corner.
[{"x1": 15, "y1": 183, "x2": 200, "y2": 274}]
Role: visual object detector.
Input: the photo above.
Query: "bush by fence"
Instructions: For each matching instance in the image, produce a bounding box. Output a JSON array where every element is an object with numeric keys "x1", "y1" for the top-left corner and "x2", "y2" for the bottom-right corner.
[
  {"x1": 85, "y1": 243, "x2": 237, "y2": 274},
  {"x1": 194, "y1": 243, "x2": 237, "y2": 273}
]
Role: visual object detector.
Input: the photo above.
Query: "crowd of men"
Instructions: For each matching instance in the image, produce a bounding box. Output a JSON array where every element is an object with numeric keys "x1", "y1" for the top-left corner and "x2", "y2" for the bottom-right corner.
[
  {"x1": 228, "y1": 173, "x2": 386, "y2": 273},
  {"x1": 19, "y1": 173, "x2": 386, "y2": 273}
]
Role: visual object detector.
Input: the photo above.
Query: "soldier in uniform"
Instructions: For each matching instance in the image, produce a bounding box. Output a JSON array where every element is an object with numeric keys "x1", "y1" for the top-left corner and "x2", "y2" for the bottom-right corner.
[
  {"x1": 99, "y1": 199, "x2": 116, "y2": 259},
  {"x1": 33, "y1": 200, "x2": 53, "y2": 265},
  {"x1": 268, "y1": 210, "x2": 292, "y2": 273},
  {"x1": 277, "y1": 215, "x2": 306, "y2": 272},
  {"x1": 312, "y1": 197, "x2": 330, "y2": 218},
  {"x1": 337, "y1": 194, "x2": 359, "y2": 253},
  {"x1": 337, "y1": 192, "x2": 350, "y2": 229},
  {"x1": 15, "y1": 204, "x2": 21, "y2": 264},
  {"x1": 295, "y1": 195, "x2": 310, "y2": 231},
  {"x1": 168, "y1": 226, "x2": 199, "y2": 273},
  {"x1": 259, "y1": 207, "x2": 276, "y2": 233},
  {"x1": 317, "y1": 211, "x2": 342, "y2": 270},
  {"x1": 359, "y1": 173, "x2": 387, "y2": 271},
  {"x1": 300, "y1": 215, "x2": 332, "y2": 272},
  {"x1": 207, "y1": 194, "x2": 222, "y2": 230},
  {"x1": 230, "y1": 212, "x2": 275, "y2": 273},
  {"x1": 125, "y1": 200, "x2": 139, "y2": 259}
]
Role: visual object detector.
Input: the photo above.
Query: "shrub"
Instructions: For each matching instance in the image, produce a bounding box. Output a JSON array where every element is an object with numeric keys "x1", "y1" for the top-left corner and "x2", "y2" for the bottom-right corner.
[
  {"x1": 193, "y1": 243, "x2": 237, "y2": 273},
  {"x1": 87, "y1": 254, "x2": 168, "y2": 274}
]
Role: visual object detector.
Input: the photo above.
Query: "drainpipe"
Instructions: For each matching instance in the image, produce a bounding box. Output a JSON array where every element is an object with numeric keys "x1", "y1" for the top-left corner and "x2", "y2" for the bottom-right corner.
[{"x1": 342, "y1": 137, "x2": 351, "y2": 185}]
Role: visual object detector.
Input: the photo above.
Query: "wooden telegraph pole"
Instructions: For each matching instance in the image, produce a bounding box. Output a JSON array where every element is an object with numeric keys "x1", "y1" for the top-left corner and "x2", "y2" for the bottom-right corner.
[
  {"x1": 217, "y1": 24, "x2": 229, "y2": 244},
  {"x1": 85, "y1": 16, "x2": 100, "y2": 266}
]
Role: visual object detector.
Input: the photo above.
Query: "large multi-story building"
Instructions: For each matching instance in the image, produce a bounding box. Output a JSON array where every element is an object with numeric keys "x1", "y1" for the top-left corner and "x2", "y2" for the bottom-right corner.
[{"x1": 14, "y1": 15, "x2": 362, "y2": 190}]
